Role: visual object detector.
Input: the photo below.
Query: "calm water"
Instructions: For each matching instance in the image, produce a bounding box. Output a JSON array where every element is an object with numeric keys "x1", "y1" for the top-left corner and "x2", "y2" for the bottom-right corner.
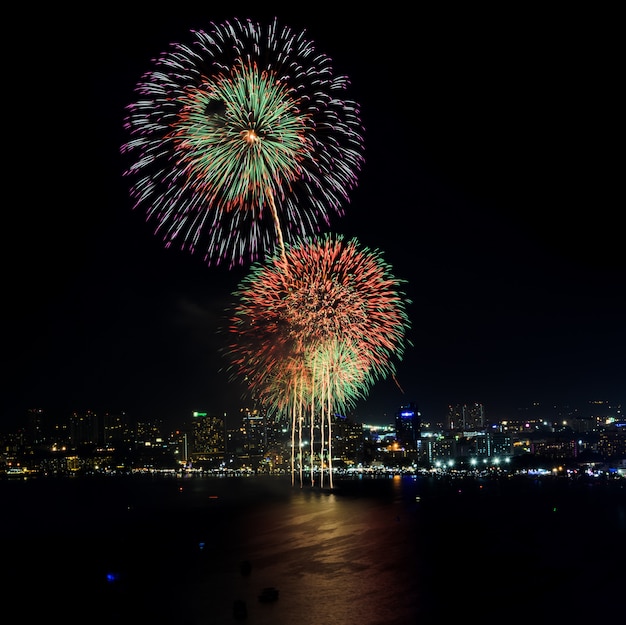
[{"x1": 3, "y1": 473, "x2": 625, "y2": 624}]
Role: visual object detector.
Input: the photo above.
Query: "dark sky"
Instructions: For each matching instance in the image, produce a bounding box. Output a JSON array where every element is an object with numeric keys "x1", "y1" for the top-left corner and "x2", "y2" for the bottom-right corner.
[{"x1": 3, "y1": 5, "x2": 623, "y2": 430}]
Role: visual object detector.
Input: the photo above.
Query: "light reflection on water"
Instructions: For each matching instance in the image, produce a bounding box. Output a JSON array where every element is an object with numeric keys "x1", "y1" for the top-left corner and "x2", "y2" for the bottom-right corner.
[
  {"x1": 247, "y1": 489, "x2": 418, "y2": 624},
  {"x1": 4, "y1": 473, "x2": 624, "y2": 624},
  {"x1": 182, "y1": 476, "x2": 423, "y2": 625}
]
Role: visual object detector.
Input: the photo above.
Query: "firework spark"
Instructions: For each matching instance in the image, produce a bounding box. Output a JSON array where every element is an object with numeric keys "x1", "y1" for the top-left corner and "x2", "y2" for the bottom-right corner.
[
  {"x1": 225, "y1": 234, "x2": 412, "y2": 487},
  {"x1": 121, "y1": 18, "x2": 365, "y2": 268}
]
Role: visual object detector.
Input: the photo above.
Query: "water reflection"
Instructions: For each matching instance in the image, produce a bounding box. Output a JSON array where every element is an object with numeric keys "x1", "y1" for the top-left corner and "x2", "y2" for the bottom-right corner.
[{"x1": 211, "y1": 479, "x2": 422, "y2": 625}]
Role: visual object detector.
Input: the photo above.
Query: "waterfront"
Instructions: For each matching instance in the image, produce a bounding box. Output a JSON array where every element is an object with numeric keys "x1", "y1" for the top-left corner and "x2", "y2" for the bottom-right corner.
[{"x1": 3, "y1": 473, "x2": 625, "y2": 624}]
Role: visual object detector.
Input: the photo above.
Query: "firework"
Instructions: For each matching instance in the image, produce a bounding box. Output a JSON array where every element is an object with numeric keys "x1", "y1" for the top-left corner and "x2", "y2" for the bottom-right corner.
[
  {"x1": 121, "y1": 18, "x2": 365, "y2": 268},
  {"x1": 225, "y1": 234, "x2": 412, "y2": 486}
]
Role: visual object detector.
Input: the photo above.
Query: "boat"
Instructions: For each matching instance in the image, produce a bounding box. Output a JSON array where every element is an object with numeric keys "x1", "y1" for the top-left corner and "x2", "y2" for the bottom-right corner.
[
  {"x1": 5, "y1": 467, "x2": 27, "y2": 477},
  {"x1": 233, "y1": 599, "x2": 247, "y2": 620},
  {"x1": 258, "y1": 586, "x2": 279, "y2": 602}
]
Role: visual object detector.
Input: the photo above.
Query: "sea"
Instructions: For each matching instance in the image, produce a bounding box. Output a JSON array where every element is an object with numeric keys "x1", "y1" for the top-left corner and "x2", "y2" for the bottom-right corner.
[{"x1": 2, "y1": 472, "x2": 625, "y2": 625}]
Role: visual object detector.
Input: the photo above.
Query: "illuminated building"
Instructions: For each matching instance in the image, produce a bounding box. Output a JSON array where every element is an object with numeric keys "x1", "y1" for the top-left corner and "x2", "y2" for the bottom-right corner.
[
  {"x1": 395, "y1": 403, "x2": 420, "y2": 452},
  {"x1": 190, "y1": 411, "x2": 226, "y2": 467},
  {"x1": 446, "y1": 403, "x2": 485, "y2": 433}
]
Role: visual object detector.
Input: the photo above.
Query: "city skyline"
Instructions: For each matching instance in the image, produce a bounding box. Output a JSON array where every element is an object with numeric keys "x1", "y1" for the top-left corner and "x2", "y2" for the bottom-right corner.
[
  {"x1": 3, "y1": 397, "x2": 622, "y2": 438},
  {"x1": 3, "y1": 6, "x2": 623, "y2": 433}
]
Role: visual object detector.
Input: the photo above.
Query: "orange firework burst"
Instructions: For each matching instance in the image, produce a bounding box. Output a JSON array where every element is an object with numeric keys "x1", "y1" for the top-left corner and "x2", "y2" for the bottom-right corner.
[{"x1": 224, "y1": 234, "x2": 412, "y2": 487}]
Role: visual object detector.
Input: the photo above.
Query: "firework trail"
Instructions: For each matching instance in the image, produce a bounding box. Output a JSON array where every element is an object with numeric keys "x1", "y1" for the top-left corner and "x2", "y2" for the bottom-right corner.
[
  {"x1": 121, "y1": 18, "x2": 365, "y2": 268},
  {"x1": 224, "y1": 234, "x2": 412, "y2": 487}
]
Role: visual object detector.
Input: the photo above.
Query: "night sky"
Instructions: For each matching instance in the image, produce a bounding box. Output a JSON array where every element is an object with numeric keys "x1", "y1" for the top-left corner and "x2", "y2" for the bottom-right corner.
[{"x1": 3, "y1": 5, "x2": 623, "y2": 430}]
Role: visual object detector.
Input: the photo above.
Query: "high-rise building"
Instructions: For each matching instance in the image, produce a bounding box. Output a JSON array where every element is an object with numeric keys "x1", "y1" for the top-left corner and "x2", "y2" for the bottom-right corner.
[
  {"x1": 446, "y1": 403, "x2": 485, "y2": 432},
  {"x1": 24, "y1": 408, "x2": 46, "y2": 444},
  {"x1": 331, "y1": 414, "x2": 364, "y2": 463},
  {"x1": 103, "y1": 412, "x2": 132, "y2": 446},
  {"x1": 395, "y1": 403, "x2": 420, "y2": 451},
  {"x1": 240, "y1": 406, "x2": 268, "y2": 456},
  {"x1": 69, "y1": 410, "x2": 100, "y2": 447},
  {"x1": 190, "y1": 411, "x2": 225, "y2": 466}
]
